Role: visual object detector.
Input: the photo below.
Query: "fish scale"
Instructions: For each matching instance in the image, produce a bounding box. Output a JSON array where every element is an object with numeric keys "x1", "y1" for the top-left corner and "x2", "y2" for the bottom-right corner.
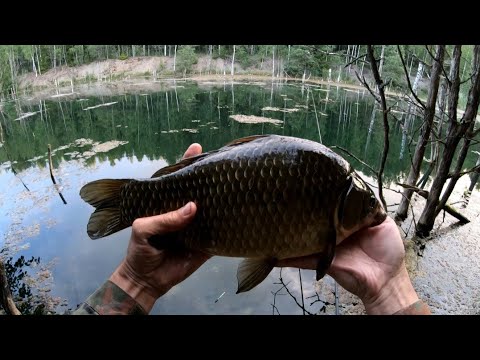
[{"x1": 80, "y1": 134, "x2": 386, "y2": 293}]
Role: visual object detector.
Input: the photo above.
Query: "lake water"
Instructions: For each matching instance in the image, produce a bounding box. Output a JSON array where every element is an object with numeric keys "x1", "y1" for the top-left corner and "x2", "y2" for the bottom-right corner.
[{"x1": 1, "y1": 80, "x2": 477, "y2": 315}]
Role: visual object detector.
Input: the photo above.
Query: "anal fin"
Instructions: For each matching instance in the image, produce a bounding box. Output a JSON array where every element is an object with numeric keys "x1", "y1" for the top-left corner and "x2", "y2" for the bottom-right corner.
[{"x1": 236, "y1": 257, "x2": 276, "y2": 294}]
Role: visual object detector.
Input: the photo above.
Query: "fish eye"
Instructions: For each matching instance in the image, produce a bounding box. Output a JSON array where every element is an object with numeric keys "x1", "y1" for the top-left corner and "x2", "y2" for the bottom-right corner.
[{"x1": 369, "y1": 196, "x2": 376, "y2": 208}]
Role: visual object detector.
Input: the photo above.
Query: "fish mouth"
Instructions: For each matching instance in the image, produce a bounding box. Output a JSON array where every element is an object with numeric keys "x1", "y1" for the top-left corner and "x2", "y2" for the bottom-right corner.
[{"x1": 371, "y1": 208, "x2": 387, "y2": 227}]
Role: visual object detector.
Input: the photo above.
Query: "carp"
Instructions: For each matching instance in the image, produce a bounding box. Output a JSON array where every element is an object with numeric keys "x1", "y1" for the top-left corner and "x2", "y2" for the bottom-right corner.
[{"x1": 80, "y1": 135, "x2": 386, "y2": 293}]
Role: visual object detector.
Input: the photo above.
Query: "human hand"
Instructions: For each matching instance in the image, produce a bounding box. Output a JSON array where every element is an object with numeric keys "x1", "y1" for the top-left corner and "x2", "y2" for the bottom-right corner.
[
  {"x1": 109, "y1": 144, "x2": 211, "y2": 313},
  {"x1": 277, "y1": 216, "x2": 419, "y2": 314}
]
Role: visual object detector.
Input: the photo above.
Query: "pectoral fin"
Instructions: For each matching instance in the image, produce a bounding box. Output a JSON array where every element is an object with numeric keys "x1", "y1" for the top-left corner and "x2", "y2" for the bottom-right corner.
[
  {"x1": 316, "y1": 228, "x2": 336, "y2": 281},
  {"x1": 236, "y1": 257, "x2": 276, "y2": 294}
]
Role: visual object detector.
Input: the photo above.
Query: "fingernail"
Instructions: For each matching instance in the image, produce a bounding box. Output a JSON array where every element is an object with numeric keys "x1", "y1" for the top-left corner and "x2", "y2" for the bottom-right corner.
[{"x1": 181, "y1": 202, "x2": 192, "y2": 216}]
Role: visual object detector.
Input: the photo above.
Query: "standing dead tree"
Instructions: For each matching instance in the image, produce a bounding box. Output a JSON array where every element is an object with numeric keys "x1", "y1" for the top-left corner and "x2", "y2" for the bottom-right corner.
[
  {"x1": 395, "y1": 45, "x2": 445, "y2": 220},
  {"x1": 355, "y1": 45, "x2": 390, "y2": 210},
  {"x1": 416, "y1": 45, "x2": 480, "y2": 237}
]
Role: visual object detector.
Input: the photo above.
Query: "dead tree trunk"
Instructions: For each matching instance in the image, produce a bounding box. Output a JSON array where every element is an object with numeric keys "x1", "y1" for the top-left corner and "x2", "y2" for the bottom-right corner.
[
  {"x1": 395, "y1": 45, "x2": 445, "y2": 221},
  {"x1": 366, "y1": 45, "x2": 389, "y2": 211},
  {"x1": 416, "y1": 45, "x2": 480, "y2": 237}
]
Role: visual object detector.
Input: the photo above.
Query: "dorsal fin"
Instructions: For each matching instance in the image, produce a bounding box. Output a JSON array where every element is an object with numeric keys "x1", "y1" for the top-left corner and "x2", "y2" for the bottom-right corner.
[
  {"x1": 151, "y1": 153, "x2": 210, "y2": 178},
  {"x1": 151, "y1": 135, "x2": 270, "y2": 178},
  {"x1": 224, "y1": 134, "x2": 269, "y2": 147}
]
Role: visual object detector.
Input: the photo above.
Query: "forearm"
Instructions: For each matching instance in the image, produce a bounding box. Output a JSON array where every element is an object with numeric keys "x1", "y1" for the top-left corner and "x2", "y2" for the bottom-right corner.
[
  {"x1": 363, "y1": 266, "x2": 431, "y2": 315},
  {"x1": 108, "y1": 261, "x2": 159, "y2": 314},
  {"x1": 71, "y1": 280, "x2": 147, "y2": 315}
]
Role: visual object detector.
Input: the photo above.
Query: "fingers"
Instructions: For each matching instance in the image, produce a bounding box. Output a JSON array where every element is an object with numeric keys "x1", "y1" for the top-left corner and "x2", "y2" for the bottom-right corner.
[
  {"x1": 132, "y1": 202, "x2": 197, "y2": 239},
  {"x1": 183, "y1": 143, "x2": 202, "y2": 159}
]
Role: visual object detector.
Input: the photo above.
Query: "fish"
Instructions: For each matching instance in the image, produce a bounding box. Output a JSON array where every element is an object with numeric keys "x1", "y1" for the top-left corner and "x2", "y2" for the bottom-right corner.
[{"x1": 79, "y1": 135, "x2": 386, "y2": 293}]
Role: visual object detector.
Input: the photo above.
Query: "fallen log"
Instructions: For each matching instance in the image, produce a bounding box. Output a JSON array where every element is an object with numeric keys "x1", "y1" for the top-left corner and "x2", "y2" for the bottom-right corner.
[{"x1": 396, "y1": 183, "x2": 470, "y2": 224}]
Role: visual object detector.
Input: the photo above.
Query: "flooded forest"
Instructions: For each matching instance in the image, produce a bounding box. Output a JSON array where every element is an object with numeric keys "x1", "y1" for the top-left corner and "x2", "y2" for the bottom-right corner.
[{"x1": 0, "y1": 45, "x2": 479, "y2": 315}]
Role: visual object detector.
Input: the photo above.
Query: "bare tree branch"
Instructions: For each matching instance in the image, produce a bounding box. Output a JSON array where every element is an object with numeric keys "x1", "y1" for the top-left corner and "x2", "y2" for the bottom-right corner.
[
  {"x1": 277, "y1": 269, "x2": 314, "y2": 315},
  {"x1": 447, "y1": 164, "x2": 480, "y2": 178},
  {"x1": 460, "y1": 72, "x2": 475, "y2": 85},
  {"x1": 330, "y1": 145, "x2": 377, "y2": 175},
  {"x1": 344, "y1": 53, "x2": 367, "y2": 68},
  {"x1": 397, "y1": 46, "x2": 426, "y2": 110},
  {"x1": 355, "y1": 71, "x2": 380, "y2": 103}
]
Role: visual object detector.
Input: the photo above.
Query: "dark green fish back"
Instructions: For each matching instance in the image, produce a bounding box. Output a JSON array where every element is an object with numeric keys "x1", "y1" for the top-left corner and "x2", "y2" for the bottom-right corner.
[{"x1": 119, "y1": 135, "x2": 352, "y2": 259}]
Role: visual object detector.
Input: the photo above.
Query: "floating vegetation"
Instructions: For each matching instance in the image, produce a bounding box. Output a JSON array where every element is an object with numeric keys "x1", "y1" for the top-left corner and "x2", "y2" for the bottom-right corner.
[
  {"x1": 83, "y1": 102, "x2": 118, "y2": 111},
  {"x1": 210, "y1": 126, "x2": 219, "y2": 130},
  {"x1": 75, "y1": 138, "x2": 95, "y2": 147},
  {"x1": 191, "y1": 120, "x2": 201, "y2": 123},
  {"x1": 294, "y1": 104, "x2": 309, "y2": 109},
  {"x1": 230, "y1": 115, "x2": 283, "y2": 125},
  {"x1": 161, "y1": 130, "x2": 180, "y2": 134},
  {"x1": 91, "y1": 140, "x2": 129, "y2": 154},
  {"x1": 181, "y1": 128, "x2": 199, "y2": 134},
  {"x1": 261, "y1": 106, "x2": 299, "y2": 113}
]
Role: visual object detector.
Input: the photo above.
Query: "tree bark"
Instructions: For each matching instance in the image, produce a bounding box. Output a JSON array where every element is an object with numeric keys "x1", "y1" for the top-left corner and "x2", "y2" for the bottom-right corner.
[
  {"x1": 272, "y1": 45, "x2": 275, "y2": 79},
  {"x1": 231, "y1": 45, "x2": 235, "y2": 76},
  {"x1": 378, "y1": 45, "x2": 385, "y2": 76},
  {"x1": 173, "y1": 45, "x2": 177, "y2": 73},
  {"x1": 395, "y1": 45, "x2": 445, "y2": 221}
]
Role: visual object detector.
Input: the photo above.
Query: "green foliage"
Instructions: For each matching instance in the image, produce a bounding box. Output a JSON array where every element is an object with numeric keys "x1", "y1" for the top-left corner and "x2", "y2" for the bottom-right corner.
[
  {"x1": 235, "y1": 46, "x2": 251, "y2": 68},
  {"x1": 285, "y1": 45, "x2": 328, "y2": 78},
  {"x1": 176, "y1": 45, "x2": 198, "y2": 74},
  {"x1": 381, "y1": 46, "x2": 407, "y2": 90},
  {"x1": 119, "y1": 53, "x2": 128, "y2": 60},
  {"x1": 212, "y1": 45, "x2": 229, "y2": 59}
]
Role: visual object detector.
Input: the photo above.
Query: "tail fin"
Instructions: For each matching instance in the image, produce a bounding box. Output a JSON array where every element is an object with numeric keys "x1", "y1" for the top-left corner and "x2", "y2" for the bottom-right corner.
[{"x1": 79, "y1": 179, "x2": 130, "y2": 240}]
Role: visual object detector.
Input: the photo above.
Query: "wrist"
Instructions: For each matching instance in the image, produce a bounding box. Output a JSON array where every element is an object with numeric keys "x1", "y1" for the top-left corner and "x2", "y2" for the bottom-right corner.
[
  {"x1": 109, "y1": 261, "x2": 159, "y2": 314},
  {"x1": 362, "y1": 265, "x2": 419, "y2": 315}
]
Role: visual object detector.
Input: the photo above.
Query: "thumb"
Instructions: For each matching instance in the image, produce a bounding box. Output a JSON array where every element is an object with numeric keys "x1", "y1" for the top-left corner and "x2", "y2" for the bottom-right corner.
[{"x1": 132, "y1": 202, "x2": 197, "y2": 238}]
